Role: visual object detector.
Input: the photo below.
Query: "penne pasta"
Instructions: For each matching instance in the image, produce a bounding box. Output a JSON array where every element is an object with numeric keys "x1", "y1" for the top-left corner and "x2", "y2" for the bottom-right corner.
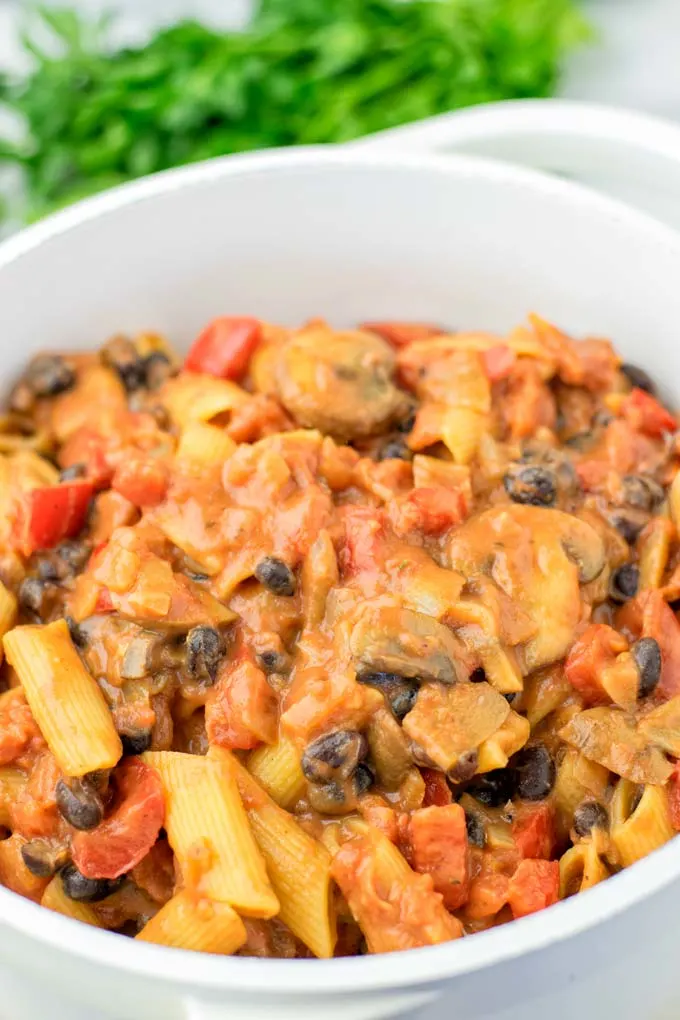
[
  {"x1": 175, "y1": 421, "x2": 237, "y2": 468},
  {"x1": 136, "y1": 890, "x2": 246, "y2": 954},
  {"x1": 218, "y1": 749, "x2": 337, "y2": 959},
  {"x1": 477, "y1": 711, "x2": 530, "y2": 773},
  {"x1": 553, "y1": 749, "x2": 610, "y2": 841},
  {"x1": 559, "y1": 841, "x2": 609, "y2": 898},
  {"x1": 161, "y1": 374, "x2": 248, "y2": 428},
  {"x1": 611, "y1": 783, "x2": 675, "y2": 867},
  {"x1": 143, "y1": 751, "x2": 278, "y2": 918},
  {"x1": 3, "y1": 619, "x2": 122, "y2": 777},
  {"x1": 247, "y1": 737, "x2": 306, "y2": 810},
  {"x1": 41, "y1": 875, "x2": 103, "y2": 927},
  {"x1": 441, "y1": 407, "x2": 487, "y2": 465},
  {"x1": 637, "y1": 518, "x2": 673, "y2": 591}
]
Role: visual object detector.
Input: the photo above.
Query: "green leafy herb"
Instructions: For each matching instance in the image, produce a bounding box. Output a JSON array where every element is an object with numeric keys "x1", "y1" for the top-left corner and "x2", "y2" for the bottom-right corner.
[{"x1": 0, "y1": 0, "x2": 591, "y2": 222}]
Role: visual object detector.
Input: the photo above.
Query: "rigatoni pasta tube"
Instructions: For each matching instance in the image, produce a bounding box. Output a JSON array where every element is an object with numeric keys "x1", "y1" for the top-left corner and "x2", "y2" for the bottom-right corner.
[
  {"x1": 143, "y1": 751, "x2": 278, "y2": 918},
  {"x1": 216, "y1": 748, "x2": 336, "y2": 959},
  {"x1": 611, "y1": 783, "x2": 674, "y2": 867},
  {"x1": 247, "y1": 736, "x2": 306, "y2": 810},
  {"x1": 136, "y1": 891, "x2": 246, "y2": 954},
  {"x1": 42, "y1": 875, "x2": 103, "y2": 927},
  {"x1": 3, "y1": 619, "x2": 122, "y2": 777},
  {"x1": 559, "y1": 841, "x2": 609, "y2": 898}
]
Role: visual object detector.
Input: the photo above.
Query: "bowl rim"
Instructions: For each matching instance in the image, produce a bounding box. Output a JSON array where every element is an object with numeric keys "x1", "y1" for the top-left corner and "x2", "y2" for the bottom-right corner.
[{"x1": 3, "y1": 143, "x2": 680, "y2": 995}]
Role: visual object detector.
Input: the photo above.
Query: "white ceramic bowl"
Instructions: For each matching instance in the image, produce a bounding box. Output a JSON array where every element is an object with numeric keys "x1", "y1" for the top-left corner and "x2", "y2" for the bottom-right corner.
[{"x1": 3, "y1": 146, "x2": 680, "y2": 1020}]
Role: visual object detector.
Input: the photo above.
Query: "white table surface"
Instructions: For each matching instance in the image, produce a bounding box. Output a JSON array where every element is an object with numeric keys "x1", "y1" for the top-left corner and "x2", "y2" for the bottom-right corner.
[{"x1": 0, "y1": 2, "x2": 679, "y2": 1018}]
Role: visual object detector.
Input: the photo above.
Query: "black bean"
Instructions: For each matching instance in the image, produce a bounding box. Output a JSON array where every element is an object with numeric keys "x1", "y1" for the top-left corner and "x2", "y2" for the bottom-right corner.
[
  {"x1": 257, "y1": 650, "x2": 289, "y2": 675},
  {"x1": 377, "y1": 439, "x2": 412, "y2": 462},
  {"x1": 254, "y1": 557, "x2": 296, "y2": 597},
  {"x1": 465, "y1": 811, "x2": 486, "y2": 848},
  {"x1": 357, "y1": 671, "x2": 418, "y2": 722},
  {"x1": 503, "y1": 465, "x2": 557, "y2": 507},
  {"x1": 143, "y1": 352, "x2": 174, "y2": 390},
  {"x1": 59, "y1": 463, "x2": 86, "y2": 482},
  {"x1": 185, "y1": 626, "x2": 225, "y2": 685},
  {"x1": 18, "y1": 577, "x2": 56, "y2": 618},
  {"x1": 56, "y1": 540, "x2": 91, "y2": 573},
  {"x1": 469, "y1": 668, "x2": 486, "y2": 683},
  {"x1": 56, "y1": 777, "x2": 104, "y2": 831},
  {"x1": 621, "y1": 475, "x2": 664, "y2": 512},
  {"x1": 102, "y1": 336, "x2": 146, "y2": 393},
  {"x1": 37, "y1": 558, "x2": 60, "y2": 582},
  {"x1": 25, "y1": 355, "x2": 75, "y2": 397},
  {"x1": 621, "y1": 363, "x2": 656, "y2": 395},
  {"x1": 301, "y1": 731, "x2": 367, "y2": 783},
  {"x1": 609, "y1": 563, "x2": 639, "y2": 603},
  {"x1": 573, "y1": 800, "x2": 608, "y2": 838},
  {"x1": 396, "y1": 411, "x2": 416, "y2": 434},
  {"x1": 352, "y1": 763, "x2": 375, "y2": 796},
  {"x1": 447, "y1": 750, "x2": 479, "y2": 784},
  {"x1": 65, "y1": 615, "x2": 86, "y2": 647},
  {"x1": 61, "y1": 865, "x2": 120, "y2": 903},
  {"x1": 610, "y1": 511, "x2": 646, "y2": 545},
  {"x1": 466, "y1": 769, "x2": 515, "y2": 807},
  {"x1": 514, "y1": 744, "x2": 556, "y2": 801},
  {"x1": 20, "y1": 839, "x2": 69, "y2": 879},
  {"x1": 120, "y1": 729, "x2": 153, "y2": 756},
  {"x1": 631, "y1": 637, "x2": 662, "y2": 698}
]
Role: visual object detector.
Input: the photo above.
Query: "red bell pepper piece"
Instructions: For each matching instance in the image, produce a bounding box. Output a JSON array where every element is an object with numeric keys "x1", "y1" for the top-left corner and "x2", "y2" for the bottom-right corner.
[
  {"x1": 17, "y1": 480, "x2": 94, "y2": 556},
  {"x1": 72, "y1": 758, "x2": 165, "y2": 880},
  {"x1": 184, "y1": 316, "x2": 262, "y2": 380},
  {"x1": 621, "y1": 388, "x2": 676, "y2": 438},
  {"x1": 359, "y1": 321, "x2": 442, "y2": 348}
]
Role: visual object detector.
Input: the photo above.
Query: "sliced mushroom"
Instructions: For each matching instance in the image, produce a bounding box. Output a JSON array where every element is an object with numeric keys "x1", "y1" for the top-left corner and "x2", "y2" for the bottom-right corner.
[
  {"x1": 275, "y1": 324, "x2": 407, "y2": 439},
  {"x1": 446, "y1": 505, "x2": 605, "y2": 672},
  {"x1": 638, "y1": 696, "x2": 680, "y2": 756},
  {"x1": 402, "y1": 681, "x2": 510, "y2": 772},
  {"x1": 120, "y1": 632, "x2": 168, "y2": 680},
  {"x1": 349, "y1": 601, "x2": 469, "y2": 684},
  {"x1": 560, "y1": 707, "x2": 672, "y2": 785}
]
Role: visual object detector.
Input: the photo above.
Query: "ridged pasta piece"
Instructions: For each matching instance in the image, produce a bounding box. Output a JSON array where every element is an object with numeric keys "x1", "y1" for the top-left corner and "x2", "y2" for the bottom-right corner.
[
  {"x1": 331, "y1": 822, "x2": 462, "y2": 953},
  {"x1": 559, "y1": 841, "x2": 609, "y2": 898},
  {"x1": 136, "y1": 890, "x2": 246, "y2": 954},
  {"x1": 215, "y1": 749, "x2": 336, "y2": 959},
  {"x1": 0, "y1": 767, "x2": 27, "y2": 827},
  {"x1": 611, "y1": 782, "x2": 674, "y2": 867},
  {"x1": 637, "y1": 518, "x2": 673, "y2": 591},
  {"x1": 142, "y1": 751, "x2": 278, "y2": 918},
  {"x1": 477, "y1": 711, "x2": 530, "y2": 773},
  {"x1": 0, "y1": 581, "x2": 17, "y2": 664},
  {"x1": 175, "y1": 421, "x2": 237, "y2": 467},
  {"x1": 3, "y1": 619, "x2": 122, "y2": 777},
  {"x1": 441, "y1": 407, "x2": 486, "y2": 465},
  {"x1": 553, "y1": 749, "x2": 610, "y2": 841},
  {"x1": 42, "y1": 875, "x2": 103, "y2": 927},
  {"x1": 247, "y1": 737, "x2": 306, "y2": 810},
  {"x1": 161, "y1": 374, "x2": 248, "y2": 428},
  {"x1": 300, "y1": 530, "x2": 338, "y2": 630}
]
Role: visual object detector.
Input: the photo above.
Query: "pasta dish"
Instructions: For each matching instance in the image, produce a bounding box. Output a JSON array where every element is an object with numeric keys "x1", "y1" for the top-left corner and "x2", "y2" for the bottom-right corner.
[{"x1": 0, "y1": 313, "x2": 677, "y2": 958}]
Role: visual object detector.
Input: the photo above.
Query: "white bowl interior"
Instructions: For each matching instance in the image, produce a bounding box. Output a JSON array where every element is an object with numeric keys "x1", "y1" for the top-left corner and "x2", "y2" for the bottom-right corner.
[{"x1": 2, "y1": 149, "x2": 680, "y2": 1008}]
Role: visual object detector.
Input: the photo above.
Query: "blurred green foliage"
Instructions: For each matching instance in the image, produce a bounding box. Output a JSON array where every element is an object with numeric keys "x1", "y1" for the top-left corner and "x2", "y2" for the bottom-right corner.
[{"x1": 0, "y1": 0, "x2": 591, "y2": 222}]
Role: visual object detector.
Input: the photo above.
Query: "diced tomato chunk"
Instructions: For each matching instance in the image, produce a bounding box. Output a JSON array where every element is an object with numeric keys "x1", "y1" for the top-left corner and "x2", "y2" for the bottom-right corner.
[
  {"x1": 359, "y1": 321, "x2": 442, "y2": 348},
  {"x1": 72, "y1": 758, "x2": 165, "y2": 880},
  {"x1": 512, "y1": 803, "x2": 556, "y2": 860},
  {"x1": 184, "y1": 317, "x2": 262, "y2": 381},
  {"x1": 466, "y1": 872, "x2": 510, "y2": 920},
  {"x1": 564, "y1": 624, "x2": 627, "y2": 705},
  {"x1": 483, "y1": 344, "x2": 516, "y2": 382},
  {"x1": 16, "y1": 480, "x2": 94, "y2": 556},
  {"x1": 641, "y1": 590, "x2": 680, "y2": 698},
  {"x1": 112, "y1": 457, "x2": 169, "y2": 508},
  {"x1": 206, "y1": 654, "x2": 278, "y2": 751},
  {"x1": 507, "y1": 859, "x2": 559, "y2": 919},
  {"x1": 421, "y1": 768, "x2": 452, "y2": 807},
  {"x1": 337, "y1": 506, "x2": 386, "y2": 576},
  {"x1": 409, "y1": 804, "x2": 470, "y2": 909},
  {"x1": 621, "y1": 388, "x2": 676, "y2": 438},
  {"x1": 393, "y1": 486, "x2": 467, "y2": 537}
]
